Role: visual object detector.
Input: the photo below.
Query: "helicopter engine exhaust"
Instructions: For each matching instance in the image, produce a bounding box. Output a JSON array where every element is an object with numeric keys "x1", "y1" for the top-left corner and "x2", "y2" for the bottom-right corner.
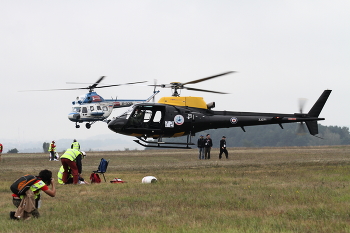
[{"x1": 207, "y1": 102, "x2": 215, "y2": 109}]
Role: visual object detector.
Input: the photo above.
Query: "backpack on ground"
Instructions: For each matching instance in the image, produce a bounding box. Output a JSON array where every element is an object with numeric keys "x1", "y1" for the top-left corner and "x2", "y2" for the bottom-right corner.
[
  {"x1": 90, "y1": 173, "x2": 101, "y2": 183},
  {"x1": 10, "y1": 174, "x2": 38, "y2": 195}
]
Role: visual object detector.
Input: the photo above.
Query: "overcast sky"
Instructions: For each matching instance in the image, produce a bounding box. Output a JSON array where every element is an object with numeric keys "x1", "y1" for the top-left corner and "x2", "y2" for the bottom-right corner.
[{"x1": 1, "y1": 1, "x2": 349, "y2": 149}]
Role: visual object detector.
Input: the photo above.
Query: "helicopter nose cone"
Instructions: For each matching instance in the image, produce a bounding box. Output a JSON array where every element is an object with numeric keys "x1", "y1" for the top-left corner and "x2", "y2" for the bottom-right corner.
[
  {"x1": 68, "y1": 113, "x2": 80, "y2": 122},
  {"x1": 108, "y1": 118, "x2": 127, "y2": 133}
]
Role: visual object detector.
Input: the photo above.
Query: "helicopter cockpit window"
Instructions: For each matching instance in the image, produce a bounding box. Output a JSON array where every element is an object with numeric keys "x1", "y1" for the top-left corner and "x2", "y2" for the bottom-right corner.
[
  {"x1": 97, "y1": 106, "x2": 102, "y2": 111},
  {"x1": 143, "y1": 110, "x2": 152, "y2": 122},
  {"x1": 127, "y1": 106, "x2": 164, "y2": 128},
  {"x1": 102, "y1": 106, "x2": 108, "y2": 111},
  {"x1": 153, "y1": 111, "x2": 162, "y2": 123},
  {"x1": 90, "y1": 106, "x2": 94, "y2": 111},
  {"x1": 72, "y1": 107, "x2": 81, "y2": 113}
]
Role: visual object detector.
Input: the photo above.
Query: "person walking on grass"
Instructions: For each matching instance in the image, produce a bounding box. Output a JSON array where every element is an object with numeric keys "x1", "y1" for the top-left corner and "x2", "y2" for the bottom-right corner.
[{"x1": 219, "y1": 136, "x2": 228, "y2": 159}]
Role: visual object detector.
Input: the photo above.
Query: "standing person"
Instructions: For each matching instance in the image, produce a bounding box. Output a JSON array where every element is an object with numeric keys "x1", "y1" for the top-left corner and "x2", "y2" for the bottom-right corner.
[
  {"x1": 10, "y1": 169, "x2": 56, "y2": 219},
  {"x1": 71, "y1": 139, "x2": 80, "y2": 150},
  {"x1": 0, "y1": 143, "x2": 3, "y2": 156},
  {"x1": 60, "y1": 149, "x2": 86, "y2": 185},
  {"x1": 204, "y1": 134, "x2": 213, "y2": 160},
  {"x1": 48, "y1": 141, "x2": 56, "y2": 161},
  {"x1": 219, "y1": 136, "x2": 228, "y2": 159},
  {"x1": 197, "y1": 135, "x2": 205, "y2": 159}
]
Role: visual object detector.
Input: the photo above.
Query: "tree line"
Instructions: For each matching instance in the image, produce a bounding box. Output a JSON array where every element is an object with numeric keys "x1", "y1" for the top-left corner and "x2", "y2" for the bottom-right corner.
[{"x1": 160, "y1": 124, "x2": 350, "y2": 148}]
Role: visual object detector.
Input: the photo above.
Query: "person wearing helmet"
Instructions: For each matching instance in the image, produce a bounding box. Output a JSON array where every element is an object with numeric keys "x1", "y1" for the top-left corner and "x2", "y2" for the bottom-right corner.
[{"x1": 60, "y1": 149, "x2": 86, "y2": 184}]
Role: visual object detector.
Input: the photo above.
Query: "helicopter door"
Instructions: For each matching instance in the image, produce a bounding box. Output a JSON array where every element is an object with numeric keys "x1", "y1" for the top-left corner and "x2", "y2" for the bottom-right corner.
[{"x1": 148, "y1": 110, "x2": 163, "y2": 129}]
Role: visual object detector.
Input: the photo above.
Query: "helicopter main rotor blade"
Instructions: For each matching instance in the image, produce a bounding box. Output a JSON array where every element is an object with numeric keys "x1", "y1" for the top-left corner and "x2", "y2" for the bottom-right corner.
[
  {"x1": 184, "y1": 87, "x2": 229, "y2": 94},
  {"x1": 95, "y1": 81, "x2": 147, "y2": 89},
  {"x1": 19, "y1": 81, "x2": 147, "y2": 92},
  {"x1": 19, "y1": 87, "x2": 91, "y2": 92},
  {"x1": 183, "y1": 71, "x2": 235, "y2": 85},
  {"x1": 148, "y1": 84, "x2": 171, "y2": 88},
  {"x1": 90, "y1": 76, "x2": 105, "y2": 89}
]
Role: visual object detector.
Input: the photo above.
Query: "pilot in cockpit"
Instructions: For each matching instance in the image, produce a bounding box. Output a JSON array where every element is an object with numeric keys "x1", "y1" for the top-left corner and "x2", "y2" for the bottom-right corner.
[{"x1": 129, "y1": 108, "x2": 145, "y2": 127}]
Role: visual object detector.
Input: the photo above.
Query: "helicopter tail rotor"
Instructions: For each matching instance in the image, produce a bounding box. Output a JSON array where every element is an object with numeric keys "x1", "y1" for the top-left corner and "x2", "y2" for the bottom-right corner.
[{"x1": 297, "y1": 98, "x2": 308, "y2": 135}]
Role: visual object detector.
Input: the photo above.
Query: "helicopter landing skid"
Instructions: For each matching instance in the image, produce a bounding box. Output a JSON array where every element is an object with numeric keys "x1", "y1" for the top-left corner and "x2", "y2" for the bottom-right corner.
[{"x1": 134, "y1": 137, "x2": 194, "y2": 149}]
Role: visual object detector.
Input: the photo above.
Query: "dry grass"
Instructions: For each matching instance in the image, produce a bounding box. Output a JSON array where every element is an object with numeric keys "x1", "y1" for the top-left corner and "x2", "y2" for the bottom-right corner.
[{"x1": 1, "y1": 146, "x2": 350, "y2": 232}]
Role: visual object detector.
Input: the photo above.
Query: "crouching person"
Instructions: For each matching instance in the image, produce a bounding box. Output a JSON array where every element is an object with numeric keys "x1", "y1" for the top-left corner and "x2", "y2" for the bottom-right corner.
[
  {"x1": 60, "y1": 149, "x2": 85, "y2": 184},
  {"x1": 10, "y1": 169, "x2": 56, "y2": 220},
  {"x1": 58, "y1": 165, "x2": 88, "y2": 185}
]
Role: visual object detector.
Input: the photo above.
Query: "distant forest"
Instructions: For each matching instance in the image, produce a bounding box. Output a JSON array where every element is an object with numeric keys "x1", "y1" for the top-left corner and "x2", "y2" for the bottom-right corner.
[{"x1": 160, "y1": 124, "x2": 350, "y2": 148}]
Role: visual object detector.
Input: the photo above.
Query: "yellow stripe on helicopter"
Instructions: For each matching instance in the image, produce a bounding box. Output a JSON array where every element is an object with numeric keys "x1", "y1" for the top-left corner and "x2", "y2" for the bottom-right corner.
[{"x1": 158, "y1": 96, "x2": 208, "y2": 109}]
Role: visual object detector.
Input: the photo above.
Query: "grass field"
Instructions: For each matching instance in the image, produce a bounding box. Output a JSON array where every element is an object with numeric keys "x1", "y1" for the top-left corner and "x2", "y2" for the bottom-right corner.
[{"x1": 1, "y1": 146, "x2": 350, "y2": 233}]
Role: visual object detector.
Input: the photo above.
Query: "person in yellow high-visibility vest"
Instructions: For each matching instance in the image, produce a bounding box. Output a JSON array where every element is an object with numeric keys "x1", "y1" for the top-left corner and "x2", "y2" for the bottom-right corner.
[
  {"x1": 57, "y1": 165, "x2": 88, "y2": 185},
  {"x1": 60, "y1": 149, "x2": 86, "y2": 184},
  {"x1": 48, "y1": 141, "x2": 56, "y2": 161},
  {"x1": 71, "y1": 139, "x2": 80, "y2": 150}
]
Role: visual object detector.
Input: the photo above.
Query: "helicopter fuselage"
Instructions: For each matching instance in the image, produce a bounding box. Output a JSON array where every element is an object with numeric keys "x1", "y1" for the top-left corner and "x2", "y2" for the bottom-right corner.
[
  {"x1": 68, "y1": 91, "x2": 148, "y2": 128},
  {"x1": 107, "y1": 101, "x2": 325, "y2": 139}
]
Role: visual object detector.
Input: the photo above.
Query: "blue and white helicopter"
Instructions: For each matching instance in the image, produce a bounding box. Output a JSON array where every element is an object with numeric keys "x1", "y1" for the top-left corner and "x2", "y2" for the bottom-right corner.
[
  {"x1": 66, "y1": 76, "x2": 159, "y2": 129},
  {"x1": 21, "y1": 76, "x2": 159, "y2": 129}
]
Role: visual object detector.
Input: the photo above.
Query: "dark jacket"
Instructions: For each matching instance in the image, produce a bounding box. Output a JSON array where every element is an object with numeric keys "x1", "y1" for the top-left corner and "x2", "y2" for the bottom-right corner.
[
  {"x1": 204, "y1": 138, "x2": 213, "y2": 148},
  {"x1": 220, "y1": 139, "x2": 226, "y2": 148},
  {"x1": 76, "y1": 154, "x2": 83, "y2": 174},
  {"x1": 197, "y1": 138, "x2": 205, "y2": 148}
]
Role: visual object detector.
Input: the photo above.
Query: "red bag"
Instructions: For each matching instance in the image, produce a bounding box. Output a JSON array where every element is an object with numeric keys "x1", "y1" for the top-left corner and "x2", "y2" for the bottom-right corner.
[{"x1": 90, "y1": 173, "x2": 101, "y2": 183}]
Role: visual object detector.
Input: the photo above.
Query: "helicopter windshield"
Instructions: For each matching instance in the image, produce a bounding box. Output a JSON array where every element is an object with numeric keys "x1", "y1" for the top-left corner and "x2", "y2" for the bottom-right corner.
[
  {"x1": 116, "y1": 105, "x2": 135, "y2": 119},
  {"x1": 72, "y1": 107, "x2": 81, "y2": 113}
]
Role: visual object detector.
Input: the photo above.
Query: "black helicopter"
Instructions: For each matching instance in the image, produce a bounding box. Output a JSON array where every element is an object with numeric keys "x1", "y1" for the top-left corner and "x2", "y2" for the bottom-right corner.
[{"x1": 107, "y1": 72, "x2": 331, "y2": 148}]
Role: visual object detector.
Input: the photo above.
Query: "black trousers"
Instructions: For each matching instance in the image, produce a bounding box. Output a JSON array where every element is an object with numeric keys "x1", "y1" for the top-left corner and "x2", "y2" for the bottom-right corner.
[{"x1": 219, "y1": 148, "x2": 228, "y2": 159}]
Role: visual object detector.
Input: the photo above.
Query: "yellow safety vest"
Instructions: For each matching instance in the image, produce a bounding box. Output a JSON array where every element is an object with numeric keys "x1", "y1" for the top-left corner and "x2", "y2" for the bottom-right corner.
[
  {"x1": 71, "y1": 142, "x2": 80, "y2": 150},
  {"x1": 60, "y1": 149, "x2": 80, "y2": 161},
  {"x1": 48, "y1": 143, "x2": 56, "y2": 152},
  {"x1": 57, "y1": 166, "x2": 73, "y2": 184},
  {"x1": 20, "y1": 180, "x2": 46, "y2": 200}
]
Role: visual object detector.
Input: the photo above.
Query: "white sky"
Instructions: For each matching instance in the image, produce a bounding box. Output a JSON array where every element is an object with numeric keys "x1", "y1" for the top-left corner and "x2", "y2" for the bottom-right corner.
[{"x1": 1, "y1": 1, "x2": 349, "y2": 146}]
